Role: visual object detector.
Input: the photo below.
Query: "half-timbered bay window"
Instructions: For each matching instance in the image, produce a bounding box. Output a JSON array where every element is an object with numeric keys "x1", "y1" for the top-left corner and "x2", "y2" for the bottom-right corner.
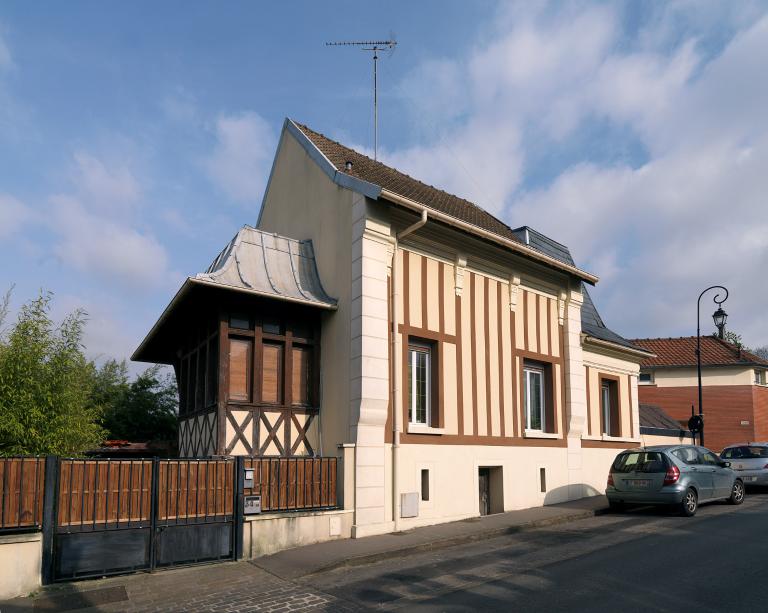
[
  {"x1": 408, "y1": 341, "x2": 434, "y2": 425},
  {"x1": 177, "y1": 320, "x2": 219, "y2": 417},
  {"x1": 227, "y1": 316, "x2": 317, "y2": 407}
]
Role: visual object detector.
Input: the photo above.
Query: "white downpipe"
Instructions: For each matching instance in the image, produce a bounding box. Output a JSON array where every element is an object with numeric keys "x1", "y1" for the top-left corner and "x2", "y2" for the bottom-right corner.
[{"x1": 391, "y1": 209, "x2": 428, "y2": 531}]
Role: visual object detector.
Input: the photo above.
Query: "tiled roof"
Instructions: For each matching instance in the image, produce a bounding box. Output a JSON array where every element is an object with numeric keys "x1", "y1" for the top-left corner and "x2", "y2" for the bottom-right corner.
[
  {"x1": 293, "y1": 122, "x2": 525, "y2": 245},
  {"x1": 630, "y1": 336, "x2": 768, "y2": 368},
  {"x1": 639, "y1": 403, "x2": 685, "y2": 431}
]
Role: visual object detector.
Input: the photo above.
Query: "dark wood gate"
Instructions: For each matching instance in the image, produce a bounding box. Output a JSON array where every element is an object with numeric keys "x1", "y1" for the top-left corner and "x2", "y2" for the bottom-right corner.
[{"x1": 49, "y1": 457, "x2": 239, "y2": 581}]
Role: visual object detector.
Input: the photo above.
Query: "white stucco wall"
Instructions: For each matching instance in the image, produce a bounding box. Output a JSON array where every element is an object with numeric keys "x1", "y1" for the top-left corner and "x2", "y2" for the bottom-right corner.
[{"x1": 0, "y1": 532, "x2": 41, "y2": 600}]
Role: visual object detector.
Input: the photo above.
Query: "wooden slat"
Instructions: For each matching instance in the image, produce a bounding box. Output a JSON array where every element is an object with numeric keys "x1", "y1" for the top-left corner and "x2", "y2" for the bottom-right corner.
[{"x1": 0, "y1": 458, "x2": 45, "y2": 529}]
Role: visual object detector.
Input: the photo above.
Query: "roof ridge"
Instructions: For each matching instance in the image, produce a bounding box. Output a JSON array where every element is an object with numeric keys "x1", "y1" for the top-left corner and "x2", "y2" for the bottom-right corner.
[{"x1": 292, "y1": 120, "x2": 519, "y2": 237}]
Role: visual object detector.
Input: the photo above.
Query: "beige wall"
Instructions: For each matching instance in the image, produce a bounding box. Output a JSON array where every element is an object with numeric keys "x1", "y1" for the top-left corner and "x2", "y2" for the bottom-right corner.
[
  {"x1": 396, "y1": 247, "x2": 566, "y2": 442},
  {"x1": 648, "y1": 367, "x2": 753, "y2": 388},
  {"x1": 583, "y1": 347, "x2": 641, "y2": 443},
  {"x1": 642, "y1": 432, "x2": 693, "y2": 446},
  {"x1": 258, "y1": 130, "x2": 355, "y2": 454},
  {"x1": 243, "y1": 509, "x2": 354, "y2": 559},
  {"x1": 0, "y1": 532, "x2": 41, "y2": 600}
]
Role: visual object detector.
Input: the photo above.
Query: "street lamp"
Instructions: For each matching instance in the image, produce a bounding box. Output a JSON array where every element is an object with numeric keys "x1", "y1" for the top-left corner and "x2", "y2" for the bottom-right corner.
[{"x1": 696, "y1": 286, "x2": 729, "y2": 447}]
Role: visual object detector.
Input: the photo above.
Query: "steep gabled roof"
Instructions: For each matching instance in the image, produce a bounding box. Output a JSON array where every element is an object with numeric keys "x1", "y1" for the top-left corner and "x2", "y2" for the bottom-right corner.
[
  {"x1": 293, "y1": 122, "x2": 523, "y2": 245},
  {"x1": 631, "y1": 336, "x2": 768, "y2": 369}
]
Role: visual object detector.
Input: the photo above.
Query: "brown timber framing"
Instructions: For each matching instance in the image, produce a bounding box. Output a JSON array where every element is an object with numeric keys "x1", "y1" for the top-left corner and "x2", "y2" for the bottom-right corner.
[
  {"x1": 395, "y1": 246, "x2": 573, "y2": 447},
  {"x1": 217, "y1": 312, "x2": 229, "y2": 455}
]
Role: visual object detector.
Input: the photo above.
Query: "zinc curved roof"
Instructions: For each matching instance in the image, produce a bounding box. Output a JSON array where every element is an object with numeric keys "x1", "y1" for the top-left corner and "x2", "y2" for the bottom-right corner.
[{"x1": 194, "y1": 225, "x2": 337, "y2": 309}]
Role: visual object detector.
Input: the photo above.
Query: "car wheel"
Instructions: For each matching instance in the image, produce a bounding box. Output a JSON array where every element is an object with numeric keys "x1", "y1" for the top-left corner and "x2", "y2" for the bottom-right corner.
[
  {"x1": 729, "y1": 480, "x2": 745, "y2": 505},
  {"x1": 608, "y1": 500, "x2": 624, "y2": 513},
  {"x1": 681, "y1": 488, "x2": 698, "y2": 517}
]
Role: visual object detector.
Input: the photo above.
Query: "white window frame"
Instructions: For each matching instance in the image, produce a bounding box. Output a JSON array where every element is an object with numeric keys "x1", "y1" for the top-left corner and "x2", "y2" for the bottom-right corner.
[
  {"x1": 601, "y1": 382, "x2": 612, "y2": 436},
  {"x1": 408, "y1": 342, "x2": 431, "y2": 426},
  {"x1": 523, "y1": 365, "x2": 545, "y2": 432},
  {"x1": 755, "y1": 370, "x2": 766, "y2": 386}
]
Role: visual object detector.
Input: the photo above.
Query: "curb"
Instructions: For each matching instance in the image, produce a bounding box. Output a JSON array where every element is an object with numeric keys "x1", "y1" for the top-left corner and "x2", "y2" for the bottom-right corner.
[{"x1": 297, "y1": 506, "x2": 610, "y2": 579}]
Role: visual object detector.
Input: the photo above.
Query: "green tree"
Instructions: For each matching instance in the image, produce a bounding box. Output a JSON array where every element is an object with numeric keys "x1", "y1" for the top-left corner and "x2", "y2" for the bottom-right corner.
[
  {"x1": 0, "y1": 291, "x2": 104, "y2": 456},
  {"x1": 99, "y1": 361, "x2": 178, "y2": 443}
]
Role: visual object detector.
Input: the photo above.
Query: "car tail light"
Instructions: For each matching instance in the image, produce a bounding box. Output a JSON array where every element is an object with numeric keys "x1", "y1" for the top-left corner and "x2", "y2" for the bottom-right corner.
[
  {"x1": 663, "y1": 464, "x2": 680, "y2": 485},
  {"x1": 607, "y1": 473, "x2": 614, "y2": 487}
]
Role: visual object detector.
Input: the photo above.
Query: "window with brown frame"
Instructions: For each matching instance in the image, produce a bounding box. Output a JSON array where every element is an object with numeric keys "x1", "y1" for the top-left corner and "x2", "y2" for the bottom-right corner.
[
  {"x1": 229, "y1": 338, "x2": 252, "y2": 402},
  {"x1": 224, "y1": 314, "x2": 318, "y2": 408},
  {"x1": 522, "y1": 359, "x2": 555, "y2": 434},
  {"x1": 600, "y1": 378, "x2": 620, "y2": 437}
]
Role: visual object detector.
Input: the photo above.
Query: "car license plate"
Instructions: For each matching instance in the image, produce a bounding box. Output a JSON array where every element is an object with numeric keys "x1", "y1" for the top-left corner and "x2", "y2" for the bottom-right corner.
[
  {"x1": 743, "y1": 476, "x2": 757, "y2": 482},
  {"x1": 629, "y1": 479, "x2": 650, "y2": 488}
]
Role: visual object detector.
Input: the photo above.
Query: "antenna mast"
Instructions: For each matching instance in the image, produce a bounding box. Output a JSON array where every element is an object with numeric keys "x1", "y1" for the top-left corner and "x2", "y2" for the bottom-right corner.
[{"x1": 326, "y1": 39, "x2": 397, "y2": 160}]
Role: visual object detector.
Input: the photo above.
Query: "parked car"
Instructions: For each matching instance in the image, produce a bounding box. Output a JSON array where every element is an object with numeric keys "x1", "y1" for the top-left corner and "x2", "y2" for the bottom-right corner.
[
  {"x1": 606, "y1": 445, "x2": 745, "y2": 516},
  {"x1": 720, "y1": 443, "x2": 768, "y2": 486}
]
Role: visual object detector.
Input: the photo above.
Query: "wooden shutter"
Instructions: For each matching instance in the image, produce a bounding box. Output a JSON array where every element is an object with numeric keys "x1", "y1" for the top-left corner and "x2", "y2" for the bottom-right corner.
[
  {"x1": 291, "y1": 346, "x2": 311, "y2": 405},
  {"x1": 229, "y1": 338, "x2": 251, "y2": 401},
  {"x1": 262, "y1": 343, "x2": 283, "y2": 403}
]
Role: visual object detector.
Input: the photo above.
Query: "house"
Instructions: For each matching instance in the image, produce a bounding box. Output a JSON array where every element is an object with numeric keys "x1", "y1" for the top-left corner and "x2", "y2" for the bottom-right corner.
[
  {"x1": 133, "y1": 118, "x2": 653, "y2": 542},
  {"x1": 630, "y1": 336, "x2": 768, "y2": 452}
]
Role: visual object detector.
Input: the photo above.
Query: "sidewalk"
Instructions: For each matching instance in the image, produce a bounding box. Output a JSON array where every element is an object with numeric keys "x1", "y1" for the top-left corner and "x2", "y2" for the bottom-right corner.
[
  {"x1": 0, "y1": 495, "x2": 608, "y2": 612},
  {"x1": 254, "y1": 495, "x2": 609, "y2": 579}
]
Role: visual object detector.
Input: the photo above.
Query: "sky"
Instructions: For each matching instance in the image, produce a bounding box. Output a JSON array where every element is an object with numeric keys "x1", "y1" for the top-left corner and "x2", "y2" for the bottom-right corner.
[{"x1": 1, "y1": 1, "x2": 767, "y2": 374}]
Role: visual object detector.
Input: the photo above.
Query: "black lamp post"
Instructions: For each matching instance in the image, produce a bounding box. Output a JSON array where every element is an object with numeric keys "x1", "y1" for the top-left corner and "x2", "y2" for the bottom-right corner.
[{"x1": 696, "y1": 286, "x2": 729, "y2": 447}]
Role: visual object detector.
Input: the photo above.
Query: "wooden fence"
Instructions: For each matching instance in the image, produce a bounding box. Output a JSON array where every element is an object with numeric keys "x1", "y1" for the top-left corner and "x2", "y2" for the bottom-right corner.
[
  {"x1": 0, "y1": 455, "x2": 339, "y2": 535},
  {"x1": 57, "y1": 459, "x2": 152, "y2": 530},
  {"x1": 243, "y1": 457, "x2": 337, "y2": 512},
  {"x1": 0, "y1": 457, "x2": 46, "y2": 532}
]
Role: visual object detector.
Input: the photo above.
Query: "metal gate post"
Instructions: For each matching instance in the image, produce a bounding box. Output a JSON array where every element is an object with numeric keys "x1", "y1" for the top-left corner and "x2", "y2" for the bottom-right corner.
[
  {"x1": 234, "y1": 457, "x2": 245, "y2": 560},
  {"x1": 148, "y1": 457, "x2": 160, "y2": 571},
  {"x1": 41, "y1": 455, "x2": 60, "y2": 585}
]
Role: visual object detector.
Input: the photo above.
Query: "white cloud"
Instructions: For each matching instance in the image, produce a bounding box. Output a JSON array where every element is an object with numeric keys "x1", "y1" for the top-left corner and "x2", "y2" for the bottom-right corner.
[
  {"x1": 50, "y1": 195, "x2": 170, "y2": 288},
  {"x1": 0, "y1": 194, "x2": 32, "y2": 238},
  {"x1": 204, "y1": 112, "x2": 276, "y2": 204},
  {"x1": 388, "y1": 3, "x2": 768, "y2": 346},
  {"x1": 72, "y1": 152, "x2": 141, "y2": 213}
]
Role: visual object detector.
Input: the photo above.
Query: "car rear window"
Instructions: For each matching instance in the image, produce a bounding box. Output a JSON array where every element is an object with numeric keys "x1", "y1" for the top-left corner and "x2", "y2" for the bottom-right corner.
[
  {"x1": 722, "y1": 446, "x2": 768, "y2": 459},
  {"x1": 612, "y1": 452, "x2": 668, "y2": 473}
]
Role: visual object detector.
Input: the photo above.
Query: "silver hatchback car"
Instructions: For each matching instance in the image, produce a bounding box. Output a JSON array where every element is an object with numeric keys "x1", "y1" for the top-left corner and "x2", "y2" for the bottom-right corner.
[
  {"x1": 606, "y1": 445, "x2": 745, "y2": 516},
  {"x1": 720, "y1": 443, "x2": 768, "y2": 485}
]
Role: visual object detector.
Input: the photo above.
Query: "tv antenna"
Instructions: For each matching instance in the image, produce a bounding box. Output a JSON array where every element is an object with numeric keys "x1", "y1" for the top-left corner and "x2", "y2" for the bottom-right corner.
[{"x1": 326, "y1": 38, "x2": 397, "y2": 160}]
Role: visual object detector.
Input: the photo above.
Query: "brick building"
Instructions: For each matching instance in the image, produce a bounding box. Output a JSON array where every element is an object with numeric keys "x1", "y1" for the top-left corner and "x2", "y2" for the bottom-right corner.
[{"x1": 630, "y1": 336, "x2": 768, "y2": 451}]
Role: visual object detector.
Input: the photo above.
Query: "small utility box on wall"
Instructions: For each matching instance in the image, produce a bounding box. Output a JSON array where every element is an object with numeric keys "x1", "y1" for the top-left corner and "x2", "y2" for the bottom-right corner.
[
  {"x1": 244, "y1": 468, "x2": 255, "y2": 489},
  {"x1": 244, "y1": 495, "x2": 261, "y2": 515},
  {"x1": 401, "y1": 492, "x2": 419, "y2": 518}
]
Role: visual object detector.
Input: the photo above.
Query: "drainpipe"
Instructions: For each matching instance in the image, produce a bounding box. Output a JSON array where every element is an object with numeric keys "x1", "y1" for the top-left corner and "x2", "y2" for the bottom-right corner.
[{"x1": 391, "y1": 209, "x2": 428, "y2": 531}]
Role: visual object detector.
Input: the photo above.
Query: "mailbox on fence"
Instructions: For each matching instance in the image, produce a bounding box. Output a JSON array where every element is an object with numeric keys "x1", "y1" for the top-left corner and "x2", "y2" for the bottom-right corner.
[
  {"x1": 244, "y1": 468, "x2": 255, "y2": 489},
  {"x1": 244, "y1": 495, "x2": 262, "y2": 515}
]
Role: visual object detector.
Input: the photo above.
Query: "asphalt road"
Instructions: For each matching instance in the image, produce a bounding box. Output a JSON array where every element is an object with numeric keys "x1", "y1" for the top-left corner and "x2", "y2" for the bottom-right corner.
[{"x1": 304, "y1": 490, "x2": 768, "y2": 612}]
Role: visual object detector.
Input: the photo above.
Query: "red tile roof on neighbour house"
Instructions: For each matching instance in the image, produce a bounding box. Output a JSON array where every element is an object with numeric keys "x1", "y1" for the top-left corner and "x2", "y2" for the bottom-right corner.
[
  {"x1": 293, "y1": 122, "x2": 526, "y2": 245},
  {"x1": 630, "y1": 336, "x2": 768, "y2": 369}
]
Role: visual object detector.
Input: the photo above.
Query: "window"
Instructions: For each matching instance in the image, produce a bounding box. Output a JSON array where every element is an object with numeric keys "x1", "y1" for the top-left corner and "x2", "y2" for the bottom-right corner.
[
  {"x1": 421, "y1": 469, "x2": 430, "y2": 501},
  {"x1": 600, "y1": 379, "x2": 620, "y2": 437},
  {"x1": 672, "y1": 447, "x2": 699, "y2": 465},
  {"x1": 755, "y1": 370, "x2": 766, "y2": 385},
  {"x1": 261, "y1": 342, "x2": 283, "y2": 404},
  {"x1": 700, "y1": 450, "x2": 720, "y2": 466},
  {"x1": 408, "y1": 342, "x2": 432, "y2": 425},
  {"x1": 523, "y1": 365, "x2": 545, "y2": 431},
  {"x1": 229, "y1": 338, "x2": 252, "y2": 401},
  {"x1": 291, "y1": 345, "x2": 312, "y2": 406},
  {"x1": 638, "y1": 372, "x2": 654, "y2": 385}
]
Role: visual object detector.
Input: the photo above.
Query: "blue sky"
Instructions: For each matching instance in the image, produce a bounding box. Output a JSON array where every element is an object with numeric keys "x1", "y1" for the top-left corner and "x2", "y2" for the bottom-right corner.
[{"x1": 1, "y1": 1, "x2": 767, "y2": 372}]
